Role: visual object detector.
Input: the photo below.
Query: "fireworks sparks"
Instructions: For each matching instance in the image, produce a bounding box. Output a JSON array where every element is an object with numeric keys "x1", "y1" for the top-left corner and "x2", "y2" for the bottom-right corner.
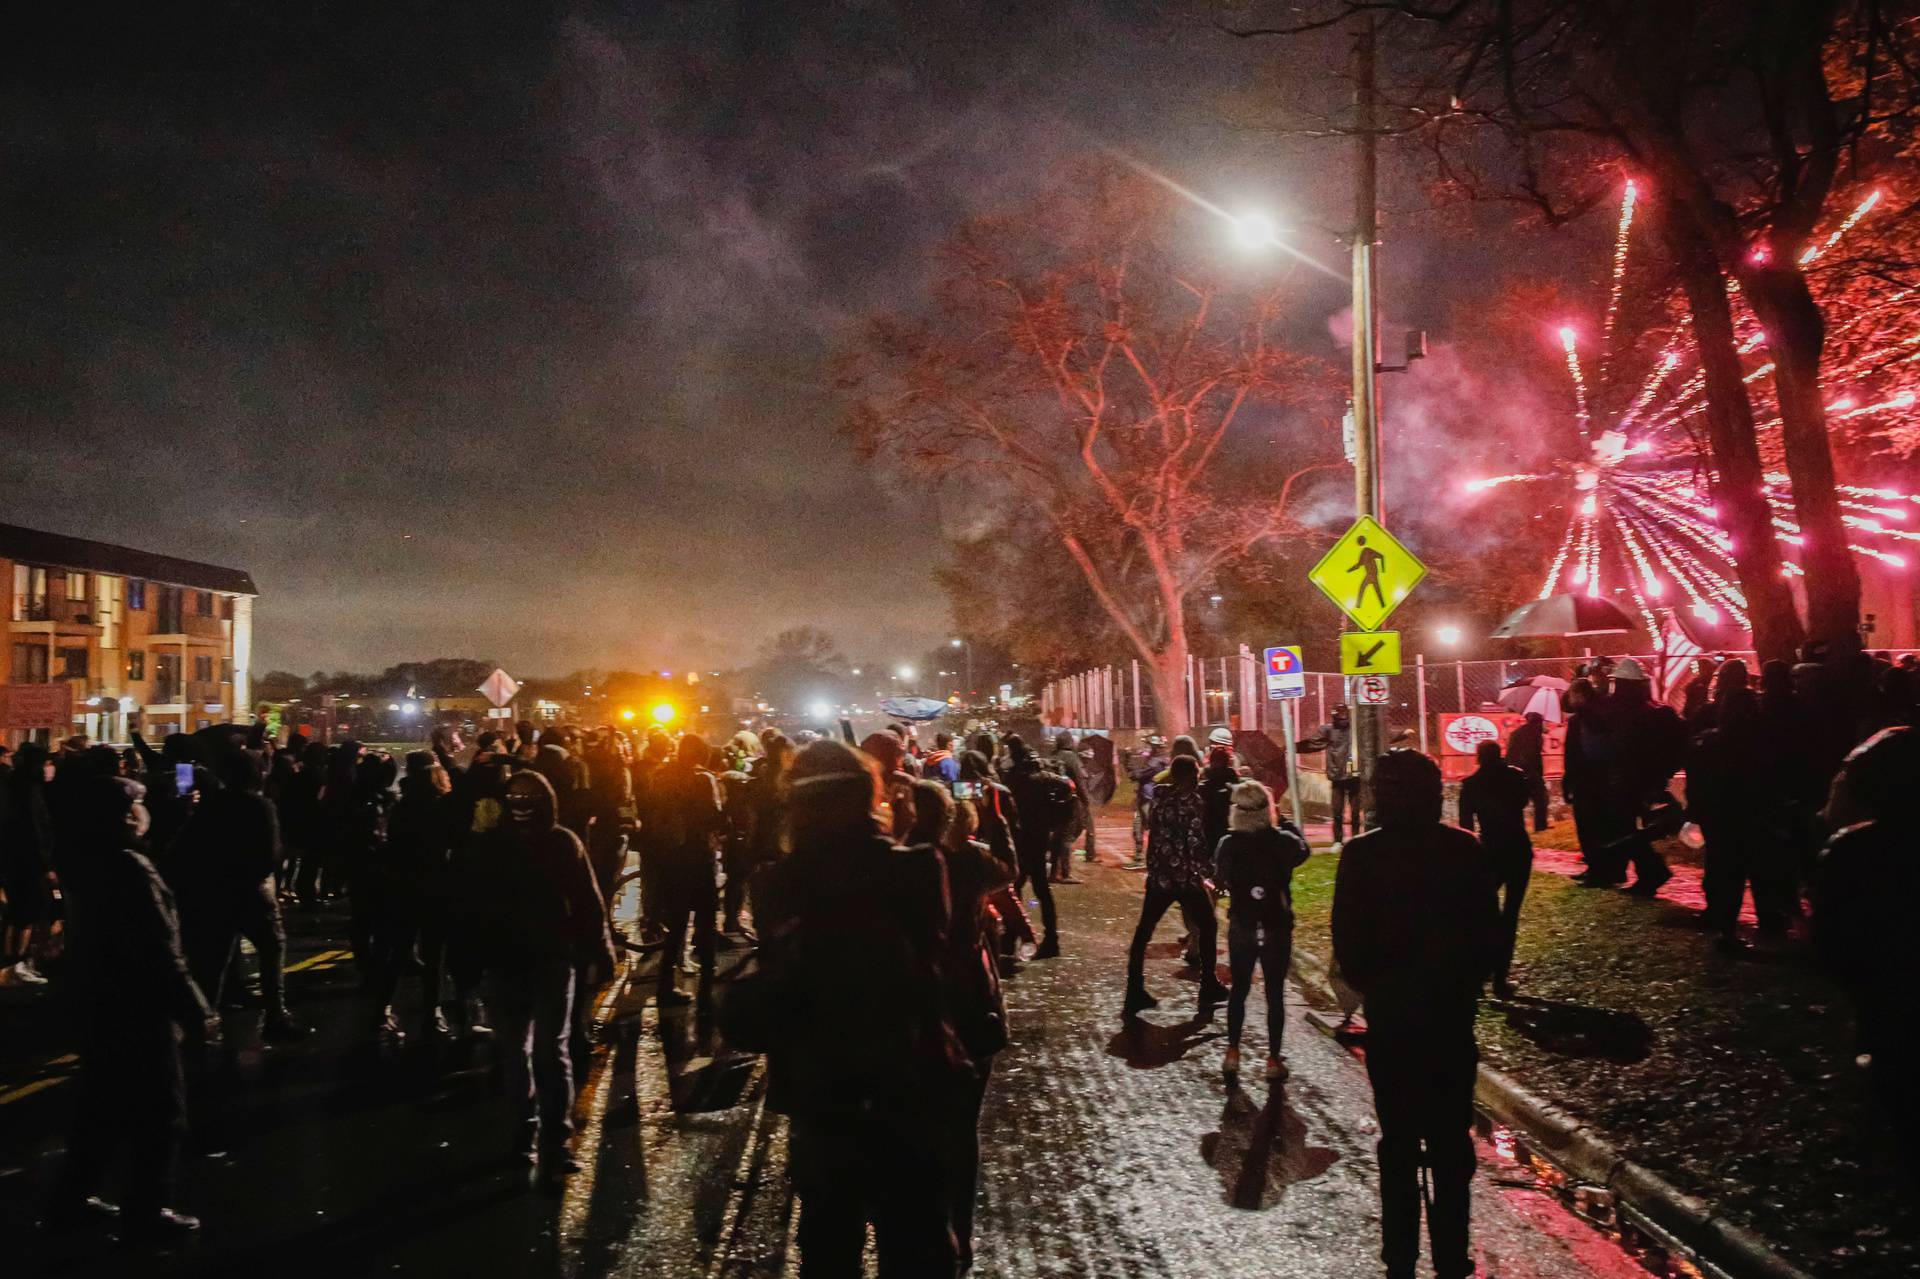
[
  {"x1": 1799, "y1": 189, "x2": 1881, "y2": 267},
  {"x1": 1468, "y1": 176, "x2": 1918, "y2": 643},
  {"x1": 1560, "y1": 326, "x2": 1591, "y2": 432},
  {"x1": 1602, "y1": 180, "x2": 1637, "y2": 353}
]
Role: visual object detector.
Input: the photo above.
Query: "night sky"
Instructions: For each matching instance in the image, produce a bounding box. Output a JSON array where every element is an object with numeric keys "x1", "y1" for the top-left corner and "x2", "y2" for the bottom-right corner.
[{"x1": 1, "y1": 3, "x2": 1593, "y2": 676}]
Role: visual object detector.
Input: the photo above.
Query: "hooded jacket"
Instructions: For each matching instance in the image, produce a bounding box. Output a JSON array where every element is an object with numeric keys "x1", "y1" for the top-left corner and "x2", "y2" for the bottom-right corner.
[
  {"x1": 464, "y1": 771, "x2": 614, "y2": 973},
  {"x1": 1333, "y1": 820, "x2": 1501, "y2": 1039},
  {"x1": 1214, "y1": 795, "x2": 1309, "y2": 928}
]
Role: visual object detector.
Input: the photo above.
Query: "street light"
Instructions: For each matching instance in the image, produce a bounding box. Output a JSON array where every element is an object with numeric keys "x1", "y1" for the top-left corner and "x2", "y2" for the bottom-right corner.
[
  {"x1": 808, "y1": 700, "x2": 833, "y2": 720},
  {"x1": 951, "y1": 637, "x2": 973, "y2": 695},
  {"x1": 896, "y1": 665, "x2": 915, "y2": 681},
  {"x1": 1436, "y1": 624, "x2": 1463, "y2": 647},
  {"x1": 1232, "y1": 210, "x2": 1282, "y2": 251}
]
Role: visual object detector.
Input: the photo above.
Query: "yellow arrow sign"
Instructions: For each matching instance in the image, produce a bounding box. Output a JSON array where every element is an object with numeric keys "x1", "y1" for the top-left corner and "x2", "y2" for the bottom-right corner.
[
  {"x1": 1309, "y1": 515, "x2": 1427, "y2": 631},
  {"x1": 1340, "y1": 629, "x2": 1402, "y2": 675}
]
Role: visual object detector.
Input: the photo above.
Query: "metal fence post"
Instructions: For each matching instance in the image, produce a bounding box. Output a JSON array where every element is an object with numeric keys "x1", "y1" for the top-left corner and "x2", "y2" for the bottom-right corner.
[
  {"x1": 1131, "y1": 660, "x2": 1142, "y2": 731},
  {"x1": 1454, "y1": 660, "x2": 1466, "y2": 713},
  {"x1": 1416, "y1": 653, "x2": 1429, "y2": 754}
]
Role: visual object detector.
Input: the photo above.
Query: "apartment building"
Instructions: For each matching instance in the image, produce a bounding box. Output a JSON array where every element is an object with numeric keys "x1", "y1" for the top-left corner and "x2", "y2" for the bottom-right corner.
[{"x1": 2, "y1": 523, "x2": 256, "y2": 746}]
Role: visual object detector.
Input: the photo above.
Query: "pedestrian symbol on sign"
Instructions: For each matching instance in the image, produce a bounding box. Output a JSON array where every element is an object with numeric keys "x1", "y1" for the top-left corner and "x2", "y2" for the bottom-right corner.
[{"x1": 1348, "y1": 536, "x2": 1387, "y2": 611}]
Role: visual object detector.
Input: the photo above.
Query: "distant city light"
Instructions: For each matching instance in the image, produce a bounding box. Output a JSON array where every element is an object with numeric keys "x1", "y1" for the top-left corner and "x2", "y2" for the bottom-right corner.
[
  {"x1": 650, "y1": 703, "x2": 677, "y2": 725},
  {"x1": 808, "y1": 700, "x2": 833, "y2": 720}
]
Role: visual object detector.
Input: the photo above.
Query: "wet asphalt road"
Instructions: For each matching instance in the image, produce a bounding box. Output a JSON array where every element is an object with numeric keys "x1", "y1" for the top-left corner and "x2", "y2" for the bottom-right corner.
[{"x1": 0, "y1": 824, "x2": 1643, "y2": 1278}]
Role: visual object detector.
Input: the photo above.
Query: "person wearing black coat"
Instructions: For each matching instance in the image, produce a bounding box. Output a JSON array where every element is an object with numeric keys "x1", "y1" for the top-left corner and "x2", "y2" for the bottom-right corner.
[
  {"x1": 44, "y1": 776, "x2": 215, "y2": 1244},
  {"x1": 1199, "y1": 745, "x2": 1243, "y2": 855},
  {"x1": 1457, "y1": 739, "x2": 1535, "y2": 998},
  {"x1": 171, "y1": 751, "x2": 308, "y2": 1041},
  {"x1": 649, "y1": 735, "x2": 726, "y2": 1005},
  {"x1": 1334, "y1": 750, "x2": 1503, "y2": 1279},
  {"x1": 915, "y1": 781, "x2": 1013, "y2": 1273},
  {"x1": 464, "y1": 769, "x2": 614, "y2": 1189},
  {"x1": 1214, "y1": 779, "x2": 1308, "y2": 1081},
  {"x1": 1814, "y1": 726, "x2": 1920, "y2": 1179},
  {"x1": 749, "y1": 743, "x2": 965, "y2": 1278},
  {"x1": 376, "y1": 753, "x2": 462, "y2": 1037},
  {"x1": 1503, "y1": 712, "x2": 1550, "y2": 832},
  {"x1": 0, "y1": 742, "x2": 55, "y2": 986},
  {"x1": 1001, "y1": 736, "x2": 1063, "y2": 959}
]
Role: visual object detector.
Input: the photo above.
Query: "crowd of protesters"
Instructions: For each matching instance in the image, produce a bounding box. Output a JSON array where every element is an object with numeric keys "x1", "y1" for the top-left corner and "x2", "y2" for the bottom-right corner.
[
  {"x1": 3, "y1": 633, "x2": 1915, "y2": 1273},
  {"x1": 0, "y1": 712, "x2": 1103, "y2": 1271}
]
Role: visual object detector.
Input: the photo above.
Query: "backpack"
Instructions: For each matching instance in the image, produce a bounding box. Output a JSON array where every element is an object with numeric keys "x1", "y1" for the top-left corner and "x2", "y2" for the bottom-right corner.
[{"x1": 1028, "y1": 769, "x2": 1078, "y2": 829}]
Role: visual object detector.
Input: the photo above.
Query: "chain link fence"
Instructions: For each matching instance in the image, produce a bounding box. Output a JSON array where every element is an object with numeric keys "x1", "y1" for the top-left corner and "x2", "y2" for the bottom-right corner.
[{"x1": 1034, "y1": 648, "x2": 1846, "y2": 748}]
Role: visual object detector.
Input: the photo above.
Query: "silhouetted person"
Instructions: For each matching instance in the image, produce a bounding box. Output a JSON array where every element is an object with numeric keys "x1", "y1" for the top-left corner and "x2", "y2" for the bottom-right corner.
[
  {"x1": 1298, "y1": 705, "x2": 1360, "y2": 844},
  {"x1": 1002, "y1": 735, "x2": 1065, "y2": 958},
  {"x1": 466, "y1": 770, "x2": 613, "y2": 1190},
  {"x1": 44, "y1": 776, "x2": 215, "y2": 1244},
  {"x1": 651, "y1": 734, "x2": 725, "y2": 1004},
  {"x1": 172, "y1": 750, "x2": 307, "y2": 1040},
  {"x1": 1457, "y1": 739, "x2": 1534, "y2": 998},
  {"x1": 1213, "y1": 779, "x2": 1307, "y2": 1080},
  {"x1": 1124, "y1": 755, "x2": 1226, "y2": 1016},
  {"x1": 750, "y1": 741, "x2": 965, "y2": 1277},
  {"x1": 1815, "y1": 727, "x2": 1920, "y2": 1179},
  {"x1": 1688, "y1": 660, "x2": 1793, "y2": 949},
  {"x1": 1504, "y1": 711, "x2": 1550, "y2": 832},
  {"x1": 1334, "y1": 750, "x2": 1502, "y2": 1279}
]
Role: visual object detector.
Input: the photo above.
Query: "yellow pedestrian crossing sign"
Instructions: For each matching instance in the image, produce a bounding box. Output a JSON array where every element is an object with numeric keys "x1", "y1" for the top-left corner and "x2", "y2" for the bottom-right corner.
[
  {"x1": 1340, "y1": 630, "x2": 1402, "y2": 676},
  {"x1": 1309, "y1": 515, "x2": 1426, "y2": 631}
]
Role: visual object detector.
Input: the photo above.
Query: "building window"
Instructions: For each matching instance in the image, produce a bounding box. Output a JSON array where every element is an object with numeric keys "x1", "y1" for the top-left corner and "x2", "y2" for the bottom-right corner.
[
  {"x1": 155, "y1": 653, "x2": 182, "y2": 702},
  {"x1": 194, "y1": 655, "x2": 214, "y2": 683},
  {"x1": 67, "y1": 572, "x2": 88, "y2": 601},
  {"x1": 127, "y1": 580, "x2": 147, "y2": 610},
  {"x1": 13, "y1": 644, "x2": 49, "y2": 683},
  {"x1": 14, "y1": 565, "x2": 48, "y2": 621},
  {"x1": 221, "y1": 597, "x2": 234, "y2": 620},
  {"x1": 155, "y1": 586, "x2": 182, "y2": 633},
  {"x1": 195, "y1": 591, "x2": 214, "y2": 616},
  {"x1": 128, "y1": 651, "x2": 146, "y2": 680},
  {"x1": 220, "y1": 658, "x2": 233, "y2": 684},
  {"x1": 58, "y1": 647, "x2": 89, "y2": 680}
]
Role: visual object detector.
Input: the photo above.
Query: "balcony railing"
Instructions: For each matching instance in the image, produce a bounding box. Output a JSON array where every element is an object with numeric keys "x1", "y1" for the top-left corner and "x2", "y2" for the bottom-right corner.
[
  {"x1": 148, "y1": 612, "x2": 225, "y2": 642},
  {"x1": 12, "y1": 596, "x2": 103, "y2": 627}
]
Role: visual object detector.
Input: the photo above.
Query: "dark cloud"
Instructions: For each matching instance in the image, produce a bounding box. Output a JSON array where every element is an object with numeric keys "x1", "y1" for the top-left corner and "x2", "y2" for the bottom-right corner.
[{"x1": 0, "y1": 2, "x2": 1592, "y2": 676}]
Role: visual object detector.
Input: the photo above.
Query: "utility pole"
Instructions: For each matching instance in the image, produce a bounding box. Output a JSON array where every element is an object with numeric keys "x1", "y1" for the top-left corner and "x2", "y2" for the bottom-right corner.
[{"x1": 1349, "y1": 15, "x2": 1384, "y2": 826}]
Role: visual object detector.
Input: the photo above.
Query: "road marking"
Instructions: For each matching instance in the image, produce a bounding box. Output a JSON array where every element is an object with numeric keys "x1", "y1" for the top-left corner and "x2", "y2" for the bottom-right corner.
[
  {"x1": 0, "y1": 1075, "x2": 69, "y2": 1107},
  {"x1": 284, "y1": 947, "x2": 350, "y2": 974}
]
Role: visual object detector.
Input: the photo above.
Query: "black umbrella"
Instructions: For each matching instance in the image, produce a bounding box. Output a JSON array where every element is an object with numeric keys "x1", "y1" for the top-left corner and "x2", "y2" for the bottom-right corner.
[{"x1": 1490, "y1": 592, "x2": 1636, "y2": 639}]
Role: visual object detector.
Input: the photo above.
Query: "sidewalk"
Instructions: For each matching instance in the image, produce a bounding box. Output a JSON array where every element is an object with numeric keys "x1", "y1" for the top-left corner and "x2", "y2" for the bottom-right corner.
[{"x1": 1279, "y1": 823, "x2": 1920, "y2": 1279}]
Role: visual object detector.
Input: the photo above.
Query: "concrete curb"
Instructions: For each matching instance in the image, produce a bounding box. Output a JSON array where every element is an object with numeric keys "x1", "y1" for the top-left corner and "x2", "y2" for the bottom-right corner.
[{"x1": 1287, "y1": 946, "x2": 1814, "y2": 1279}]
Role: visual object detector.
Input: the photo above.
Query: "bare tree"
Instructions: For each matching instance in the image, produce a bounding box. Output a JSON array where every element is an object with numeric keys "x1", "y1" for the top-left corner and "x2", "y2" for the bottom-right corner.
[{"x1": 842, "y1": 162, "x2": 1339, "y2": 735}]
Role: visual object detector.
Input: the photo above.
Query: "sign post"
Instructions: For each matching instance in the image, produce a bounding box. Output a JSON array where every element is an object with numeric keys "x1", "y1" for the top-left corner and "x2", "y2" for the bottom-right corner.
[{"x1": 1278, "y1": 697, "x2": 1305, "y2": 833}]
